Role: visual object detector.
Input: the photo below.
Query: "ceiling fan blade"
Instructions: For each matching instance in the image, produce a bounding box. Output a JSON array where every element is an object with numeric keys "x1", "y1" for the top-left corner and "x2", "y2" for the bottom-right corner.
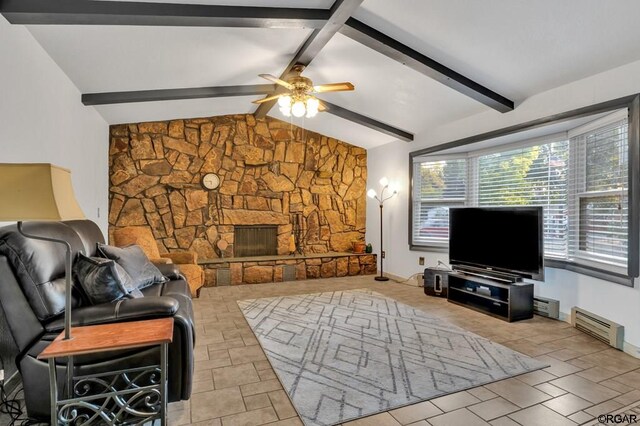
[
  {"x1": 259, "y1": 74, "x2": 294, "y2": 90},
  {"x1": 318, "y1": 100, "x2": 328, "y2": 112},
  {"x1": 252, "y1": 93, "x2": 286, "y2": 104},
  {"x1": 313, "y1": 82, "x2": 355, "y2": 93}
]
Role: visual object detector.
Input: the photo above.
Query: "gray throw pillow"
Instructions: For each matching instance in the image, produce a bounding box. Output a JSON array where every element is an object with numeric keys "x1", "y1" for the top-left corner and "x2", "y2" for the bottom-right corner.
[
  {"x1": 73, "y1": 254, "x2": 143, "y2": 305},
  {"x1": 97, "y1": 243, "x2": 167, "y2": 290}
]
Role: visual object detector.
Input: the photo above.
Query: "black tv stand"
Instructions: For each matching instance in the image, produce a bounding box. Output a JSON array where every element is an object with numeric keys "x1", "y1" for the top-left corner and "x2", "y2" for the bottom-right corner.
[{"x1": 446, "y1": 269, "x2": 533, "y2": 322}]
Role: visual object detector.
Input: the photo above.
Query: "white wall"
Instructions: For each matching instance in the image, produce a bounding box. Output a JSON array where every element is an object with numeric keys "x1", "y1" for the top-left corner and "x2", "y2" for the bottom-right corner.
[
  {"x1": 367, "y1": 58, "x2": 640, "y2": 353},
  {"x1": 0, "y1": 17, "x2": 109, "y2": 234}
]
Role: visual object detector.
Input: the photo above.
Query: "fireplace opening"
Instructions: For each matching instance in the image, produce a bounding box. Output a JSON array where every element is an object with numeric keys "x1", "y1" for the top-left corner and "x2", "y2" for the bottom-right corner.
[{"x1": 234, "y1": 225, "x2": 278, "y2": 257}]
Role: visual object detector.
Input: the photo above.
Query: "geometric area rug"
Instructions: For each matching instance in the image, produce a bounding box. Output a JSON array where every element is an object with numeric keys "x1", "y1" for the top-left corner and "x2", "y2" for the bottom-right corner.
[{"x1": 238, "y1": 289, "x2": 548, "y2": 426}]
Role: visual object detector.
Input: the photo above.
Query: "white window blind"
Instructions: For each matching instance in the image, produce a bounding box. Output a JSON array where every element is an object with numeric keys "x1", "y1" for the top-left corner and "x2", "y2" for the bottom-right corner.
[
  {"x1": 568, "y1": 119, "x2": 629, "y2": 269},
  {"x1": 412, "y1": 158, "x2": 466, "y2": 245},
  {"x1": 472, "y1": 140, "x2": 569, "y2": 258}
]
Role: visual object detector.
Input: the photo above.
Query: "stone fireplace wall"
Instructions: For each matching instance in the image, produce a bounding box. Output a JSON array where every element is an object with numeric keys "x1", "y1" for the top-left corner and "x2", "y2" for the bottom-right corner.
[{"x1": 108, "y1": 114, "x2": 367, "y2": 261}]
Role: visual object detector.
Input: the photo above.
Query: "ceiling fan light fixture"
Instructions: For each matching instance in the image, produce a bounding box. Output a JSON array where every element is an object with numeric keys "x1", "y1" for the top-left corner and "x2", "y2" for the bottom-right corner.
[
  {"x1": 278, "y1": 95, "x2": 291, "y2": 108},
  {"x1": 279, "y1": 105, "x2": 291, "y2": 117},
  {"x1": 256, "y1": 70, "x2": 353, "y2": 119},
  {"x1": 291, "y1": 100, "x2": 306, "y2": 118},
  {"x1": 306, "y1": 97, "x2": 319, "y2": 118}
]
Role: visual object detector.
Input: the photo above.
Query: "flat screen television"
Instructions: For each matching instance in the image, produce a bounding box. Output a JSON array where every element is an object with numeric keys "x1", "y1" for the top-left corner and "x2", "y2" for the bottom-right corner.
[{"x1": 449, "y1": 207, "x2": 544, "y2": 281}]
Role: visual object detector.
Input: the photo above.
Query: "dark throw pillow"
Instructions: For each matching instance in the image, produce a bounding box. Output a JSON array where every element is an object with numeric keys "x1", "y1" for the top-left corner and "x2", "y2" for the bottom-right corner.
[
  {"x1": 73, "y1": 254, "x2": 143, "y2": 305},
  {"x1": 97, "y1": 243, "x2": 167, "y2": 290}
]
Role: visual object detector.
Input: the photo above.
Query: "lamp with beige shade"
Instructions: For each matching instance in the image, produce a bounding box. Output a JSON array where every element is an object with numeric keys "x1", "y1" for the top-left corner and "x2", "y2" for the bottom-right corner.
[{"x1": 0, "y1": 163, "x2": 85, "y2": 340}]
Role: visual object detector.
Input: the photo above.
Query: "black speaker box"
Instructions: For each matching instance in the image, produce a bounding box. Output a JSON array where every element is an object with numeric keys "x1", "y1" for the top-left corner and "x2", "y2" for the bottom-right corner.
[{"x1": 424, "y1": 268, "x2": 449, "y2": 297}]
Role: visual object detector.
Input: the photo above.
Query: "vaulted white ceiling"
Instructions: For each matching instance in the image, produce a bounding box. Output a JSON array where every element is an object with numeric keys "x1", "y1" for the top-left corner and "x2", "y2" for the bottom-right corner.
[
  {"x1": 28, "y1": 26, "x2": 311, "y2": 92},
  {"x1": 355, "y1": 0, "x2": 640, "y2": 102},
  {"x1": 22, "y1": 0, "x2": 640, "y2": 149}
]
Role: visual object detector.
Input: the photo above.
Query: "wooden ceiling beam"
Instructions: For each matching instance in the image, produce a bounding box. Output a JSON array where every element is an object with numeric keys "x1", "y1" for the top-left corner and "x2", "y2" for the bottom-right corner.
[
  {"x1": 81, "y1": 84, "x2": 276, "y2": 106},
  {"x1": 0, "y1": 0, "x2": 329, "y2": 28},
  {"x1": 340, "y1": 18, "x2": 515, "y2": 113},
  {"x1": 322, "y1": 101, "x2": 414, "y2": 142},
  {"x1": 81, "y1": 82, "x2": 415, "y2": 141}
]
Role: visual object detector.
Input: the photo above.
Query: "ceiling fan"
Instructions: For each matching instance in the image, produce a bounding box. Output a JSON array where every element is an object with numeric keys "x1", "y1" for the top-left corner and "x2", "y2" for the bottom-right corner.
[{"x1": 253, "y1": 64, "x2": 354, "y2": 118}]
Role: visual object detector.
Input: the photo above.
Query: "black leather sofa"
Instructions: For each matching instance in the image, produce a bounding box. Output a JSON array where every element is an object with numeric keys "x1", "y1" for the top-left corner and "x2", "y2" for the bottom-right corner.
[{"x1": 0, "y1": 220, "x2": 194, "y2": 420}]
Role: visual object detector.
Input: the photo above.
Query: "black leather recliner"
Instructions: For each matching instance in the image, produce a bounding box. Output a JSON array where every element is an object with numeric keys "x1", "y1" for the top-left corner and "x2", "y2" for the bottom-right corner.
[{"x1": 0, "y1": 220, "x2": 195, "y2": 420}]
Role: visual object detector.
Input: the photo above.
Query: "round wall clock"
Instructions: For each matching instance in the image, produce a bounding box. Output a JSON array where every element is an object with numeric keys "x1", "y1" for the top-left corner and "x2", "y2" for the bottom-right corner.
[{"x1": 201, "y1": 173, "x2": 220, "y2": 190}]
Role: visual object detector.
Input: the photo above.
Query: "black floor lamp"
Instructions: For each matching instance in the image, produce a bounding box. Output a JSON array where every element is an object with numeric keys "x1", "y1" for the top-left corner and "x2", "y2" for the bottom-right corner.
[{"x1": 367, "y1": 177, "x2": 397, "y2": 281}]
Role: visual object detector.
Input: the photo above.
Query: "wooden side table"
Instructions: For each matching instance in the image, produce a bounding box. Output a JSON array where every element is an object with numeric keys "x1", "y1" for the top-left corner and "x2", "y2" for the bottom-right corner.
[{"x1": 38, "y1": 318, "x2": 174, "y2": 426}]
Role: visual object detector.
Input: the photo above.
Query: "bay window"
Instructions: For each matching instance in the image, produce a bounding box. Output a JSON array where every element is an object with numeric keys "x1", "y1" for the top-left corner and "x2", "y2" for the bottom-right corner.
[{"x1": 410, "y1": 103, "x2": 638, "y2": 285}]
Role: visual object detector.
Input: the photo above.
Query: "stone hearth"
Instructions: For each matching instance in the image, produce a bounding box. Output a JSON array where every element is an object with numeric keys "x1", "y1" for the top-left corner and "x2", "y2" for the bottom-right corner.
[{"x1": 200, "y1": 253, "x2": 377, "y2": 285}]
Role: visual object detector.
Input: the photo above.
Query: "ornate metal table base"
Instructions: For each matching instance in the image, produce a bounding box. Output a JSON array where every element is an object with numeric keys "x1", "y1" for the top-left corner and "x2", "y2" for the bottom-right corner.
[{"x1": 48, "y1": 343, "x2": 168, "y2": 426}]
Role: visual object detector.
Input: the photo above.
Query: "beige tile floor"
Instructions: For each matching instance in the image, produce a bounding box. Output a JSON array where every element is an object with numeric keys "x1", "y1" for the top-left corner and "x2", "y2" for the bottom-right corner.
[
  {"x1": 3, "y1": 276, "x2": 640, "y2": 426},
  {"x1": 176, "y1": 276, "x2": 640, "y2": 426}
]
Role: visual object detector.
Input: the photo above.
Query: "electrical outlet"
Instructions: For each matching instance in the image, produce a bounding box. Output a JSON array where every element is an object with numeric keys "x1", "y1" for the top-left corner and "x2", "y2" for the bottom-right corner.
[
  {"x1": 381, "y1": 250, "x2": 386, "y2": 259},
  {"x1": 418, "y1": 257, "x2": 425, "y2": 265}
]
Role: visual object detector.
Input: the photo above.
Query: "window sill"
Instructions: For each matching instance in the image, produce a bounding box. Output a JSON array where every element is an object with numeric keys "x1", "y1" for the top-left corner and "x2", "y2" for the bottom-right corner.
[
  {"x1": 409, "y1": 245, "x2": 635, "y2": 286},
  {"x1": 410, "y1": 244, "x2": 448, "y2": 253},
  {"x1": 545, "y1": 259, "x2": 634, "y2": 287}
]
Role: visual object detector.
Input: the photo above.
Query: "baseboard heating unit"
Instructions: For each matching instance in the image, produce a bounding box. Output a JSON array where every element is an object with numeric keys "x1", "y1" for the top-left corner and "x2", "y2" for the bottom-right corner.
[
  {"x1": 571, "y1": 307, "x2": 624, "y2": 350},
  {"x1": 533, "y1": 296, "x2": 559, "y2": 319}
]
